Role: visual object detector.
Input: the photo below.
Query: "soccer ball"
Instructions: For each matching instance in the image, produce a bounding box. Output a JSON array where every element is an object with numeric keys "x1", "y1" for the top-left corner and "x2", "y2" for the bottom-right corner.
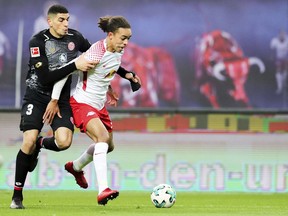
[{"x1": 151, "y1": 184, "x2": 176, "y2": 208}]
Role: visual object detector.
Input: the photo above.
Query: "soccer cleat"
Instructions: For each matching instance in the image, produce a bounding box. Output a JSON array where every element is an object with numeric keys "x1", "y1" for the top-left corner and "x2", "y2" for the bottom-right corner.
[
  {"x1": 97, "y1": 188, "x2": 119, "y2": 205},
  {"x1": 28, "y1": 136, "x2": 42, "y2": 172},
  {"x1": 65, "y1": 161, "x2": 88, "y2": 189},
  {"x1": 10, "y1": 198, "x2": 25, "y2": 209}
]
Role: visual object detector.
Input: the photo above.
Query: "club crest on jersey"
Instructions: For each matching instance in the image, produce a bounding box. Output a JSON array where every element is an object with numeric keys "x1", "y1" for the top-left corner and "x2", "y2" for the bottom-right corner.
[
  {"x1": 68, "y1": 42, "x2": 75, "y2": 51},
  {"x1": 30, "y1": 47, "x2": 40, "y2": 57},
  {"x1": 104, "y1": 70, "x2": 116, "y2": 79}
]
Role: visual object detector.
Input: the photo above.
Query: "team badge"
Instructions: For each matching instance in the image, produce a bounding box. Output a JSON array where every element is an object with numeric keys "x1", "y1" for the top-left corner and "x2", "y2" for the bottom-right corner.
[
  {"x1": 30, "y1": 47, "x2": 40, "y2": 57},
  {"x1": 68, "y1": 42, "x2": 75, "y2": 51}
]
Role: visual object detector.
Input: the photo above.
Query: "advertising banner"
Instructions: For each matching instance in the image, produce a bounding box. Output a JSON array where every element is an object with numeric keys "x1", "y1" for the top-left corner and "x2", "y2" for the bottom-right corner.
[{"x1": 1, "y1": 112, "x2": 287, "y2": 192}]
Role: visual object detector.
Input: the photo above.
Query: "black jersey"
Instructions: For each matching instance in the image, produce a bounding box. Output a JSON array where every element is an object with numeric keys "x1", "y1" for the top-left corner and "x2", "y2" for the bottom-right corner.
[{"x1": 25, "y1": 28, "x2": 91, "y2": 100}]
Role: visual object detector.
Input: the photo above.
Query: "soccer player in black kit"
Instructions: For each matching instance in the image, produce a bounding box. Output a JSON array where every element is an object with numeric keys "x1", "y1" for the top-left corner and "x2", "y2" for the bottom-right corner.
[{"x1": 10, "y1": 4, "x2": 140, "y2": 209}]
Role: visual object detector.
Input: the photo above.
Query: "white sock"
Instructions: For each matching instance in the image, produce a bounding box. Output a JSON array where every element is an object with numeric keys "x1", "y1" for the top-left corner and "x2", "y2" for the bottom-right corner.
[
  {"x1": 73, "y1": 144, "x2": 94, "y2": 171},
  {"x1": 93, "y1": 142, "x2": 109, "y2": 194}
]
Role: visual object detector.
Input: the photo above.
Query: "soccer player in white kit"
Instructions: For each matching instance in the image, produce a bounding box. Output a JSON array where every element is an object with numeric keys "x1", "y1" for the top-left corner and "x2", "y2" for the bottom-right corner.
[
  {"x1": 270, "y1": 30, "x2": 288, "y2": 94},
  {"x1": 52, "y1": 15, "x2": 138, "y2": 205}
]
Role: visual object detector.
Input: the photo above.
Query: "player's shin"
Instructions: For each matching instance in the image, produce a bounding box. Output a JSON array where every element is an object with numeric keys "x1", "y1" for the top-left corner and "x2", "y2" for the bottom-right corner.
[{"x1": 93, "y1": 142, "x2": 108, "y2": 193}]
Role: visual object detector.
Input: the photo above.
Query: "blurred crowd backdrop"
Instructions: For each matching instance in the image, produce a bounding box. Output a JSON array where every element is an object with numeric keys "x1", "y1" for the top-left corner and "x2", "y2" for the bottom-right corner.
[{"x1": 0, "y1": 0, "x2": 287, "y2": 110}]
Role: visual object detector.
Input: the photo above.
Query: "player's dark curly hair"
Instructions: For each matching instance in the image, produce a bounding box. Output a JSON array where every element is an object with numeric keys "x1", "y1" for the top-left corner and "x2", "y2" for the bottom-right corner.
[
  {"x1": 98, "y1": 16, "x2": 131, "y2": 33},
  {"x1": 47, "y1": 4, "x2": 69, "y2": 15}
]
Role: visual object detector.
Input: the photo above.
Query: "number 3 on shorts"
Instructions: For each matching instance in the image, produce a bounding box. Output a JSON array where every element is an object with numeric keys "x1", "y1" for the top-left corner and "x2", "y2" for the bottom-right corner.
[{"x1": 26, "y1": 104, "x2": 34, "y2": 115}]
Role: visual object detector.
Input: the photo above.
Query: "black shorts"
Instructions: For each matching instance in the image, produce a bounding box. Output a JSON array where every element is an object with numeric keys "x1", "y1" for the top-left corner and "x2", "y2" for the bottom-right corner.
[{"x1": 19, "y1": 88, "x2": 74, "y2": 133}]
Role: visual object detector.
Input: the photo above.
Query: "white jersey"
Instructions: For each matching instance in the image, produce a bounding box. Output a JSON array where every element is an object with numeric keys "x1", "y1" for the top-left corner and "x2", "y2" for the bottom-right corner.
[
  {"x1": 72, "y1": 39, "x2": 123, "y2": 110},
  {"x1": 270, "y1": 37, "x2": 288, "y2": 59}
]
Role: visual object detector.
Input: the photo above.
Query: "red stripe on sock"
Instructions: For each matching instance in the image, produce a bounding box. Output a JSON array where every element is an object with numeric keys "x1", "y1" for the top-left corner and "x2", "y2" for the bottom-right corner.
[{"x1": 14, "y1": 186, "x2": 23, "y2": 191}]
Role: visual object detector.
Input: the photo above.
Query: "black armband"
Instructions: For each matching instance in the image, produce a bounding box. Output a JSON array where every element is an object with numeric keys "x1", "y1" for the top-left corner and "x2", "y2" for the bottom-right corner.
[
  {"x1": 117, "y1": 66, "x2": 137, "y2": 79},
  {"x1": 116, "y1": 66, "x2": 129, "y2": 78},
  {"x1": 117, "y1": 66, "x2": 141, "y2": 92}
]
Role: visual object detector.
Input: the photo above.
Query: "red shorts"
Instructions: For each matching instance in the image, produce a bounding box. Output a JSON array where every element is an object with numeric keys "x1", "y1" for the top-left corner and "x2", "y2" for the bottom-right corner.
[{"x1": 70, "y1": 96, "x2": 113, "y2": 133}]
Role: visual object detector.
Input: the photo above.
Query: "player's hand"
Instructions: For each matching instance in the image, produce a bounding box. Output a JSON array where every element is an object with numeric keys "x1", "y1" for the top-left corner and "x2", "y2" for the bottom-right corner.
[
  {"x1": 43, "y1": 99, "x2": 62, "y2": 125},
  {"x1": 107, "y1": 86, "x2": 119, "y2": 107},
  {"x1": 75, "y1": 53, "x2": 98, "y2": 71},
  {"x1": 125, "y1": 72, "x2": 142, "y2": 85}
]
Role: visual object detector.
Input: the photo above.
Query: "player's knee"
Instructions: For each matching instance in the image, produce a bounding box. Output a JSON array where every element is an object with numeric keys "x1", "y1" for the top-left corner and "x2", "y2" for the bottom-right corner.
[
  {"x1": 22, "y1": 140, "x2": 37, "y2": 154},
  {"x1": 98, "y1": 132, "x2": 110, "y2": 143},
  {"x1": 22, "y1": 133, "x2": 38, "y2": 154},
  {"x1": 55, "y1": 136, "x2": 72, "y2": 150}
]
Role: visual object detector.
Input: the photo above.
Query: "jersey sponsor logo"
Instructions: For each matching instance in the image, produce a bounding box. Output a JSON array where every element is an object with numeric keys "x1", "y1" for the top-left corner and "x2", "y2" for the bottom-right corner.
[
  {"x1": 30, "y1": 47, "x2": 40, "y2": 57},
  {"x1": 68, "y1": 42, "x2": 75, "y2": 51}
]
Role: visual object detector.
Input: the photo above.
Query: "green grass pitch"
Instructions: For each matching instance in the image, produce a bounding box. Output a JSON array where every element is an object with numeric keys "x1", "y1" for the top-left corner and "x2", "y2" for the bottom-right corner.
[{"x1": 0, "y1": 190, "x2": 288, "y2": 216}]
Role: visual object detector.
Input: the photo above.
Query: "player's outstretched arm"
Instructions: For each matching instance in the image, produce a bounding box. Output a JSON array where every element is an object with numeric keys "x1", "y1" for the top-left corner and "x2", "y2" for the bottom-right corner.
[
  {"x1": 74, "y1": 53, "x2": 98, "y2": 71},
  {"x1": 38, "y1": 54, "x2": 96, "y2": 85},
  {"x1": 31, "y1": 41, "x2": 96, "y2": 86}
]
